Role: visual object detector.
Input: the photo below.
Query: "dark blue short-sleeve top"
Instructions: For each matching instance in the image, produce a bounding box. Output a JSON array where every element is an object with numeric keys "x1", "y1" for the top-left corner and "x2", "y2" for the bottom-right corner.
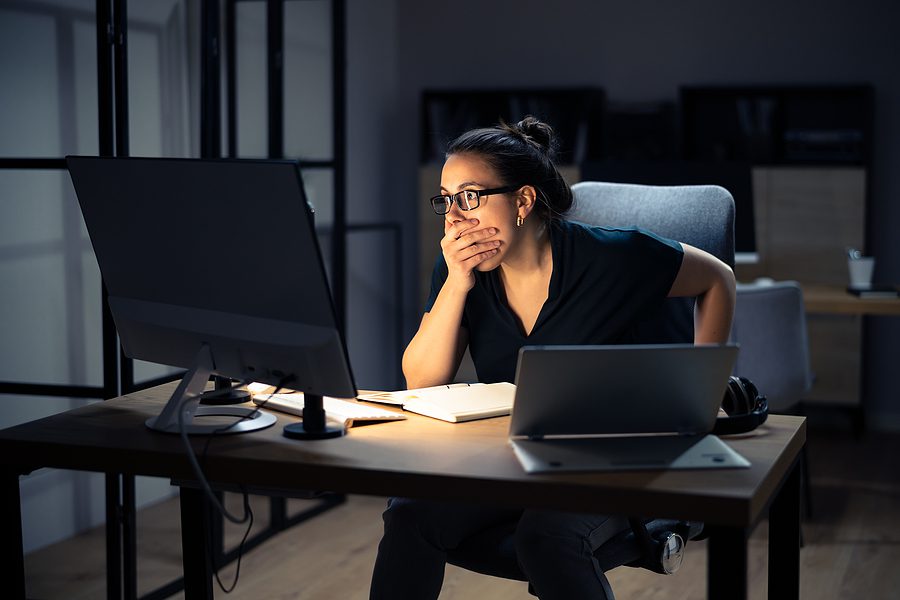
[{"x1": 424, "y1": 219, "x2": 685, "y2": 383}]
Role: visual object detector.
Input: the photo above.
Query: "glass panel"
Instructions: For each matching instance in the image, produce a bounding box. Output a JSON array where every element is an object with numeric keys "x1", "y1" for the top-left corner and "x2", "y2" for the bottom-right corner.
[
  {"x1": 132, "y1": 359, "x2": 182, "y2": 386},
  {"x1": 0, "y1": 395, "x2": 100, "y2": 430},
  {"x1": 302, "y1": 167, "x2": 334, "y2": 228},
  {"x1": 236, "y1": 1, "x2": 268, "y2": 158},
  {"x1": 0, "y1": 170, "x2": 103, "y2": 387},
  {"x1": 128, "y1": 0, "x2": 193, "y2": 157},
  {"x1": 283, "y1": 0, "x2": 333, "y2": 160},
  {"x1": 302, "y1": 168, "x2": 335, "y2": 284},
  {"x1": 0, "y1": 0, "x2": 98, "y2": 156}
]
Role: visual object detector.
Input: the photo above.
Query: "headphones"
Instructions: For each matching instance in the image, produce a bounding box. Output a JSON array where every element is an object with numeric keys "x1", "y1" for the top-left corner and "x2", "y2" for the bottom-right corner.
[{"x1": 712, "y1": 375, "x2": 768, "y2": 436}]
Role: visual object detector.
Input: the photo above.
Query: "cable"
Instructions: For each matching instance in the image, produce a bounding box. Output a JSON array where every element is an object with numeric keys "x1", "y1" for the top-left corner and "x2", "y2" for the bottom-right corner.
[
  {"x1": 178, "y1": 376, "x2": 292, "y2": 523},
  {"x1": 177, "y1": 376, "x2": 292, "y2": 593},
  {"x1": 213, "y1": 492, "x2": 254, "y2": 594}
]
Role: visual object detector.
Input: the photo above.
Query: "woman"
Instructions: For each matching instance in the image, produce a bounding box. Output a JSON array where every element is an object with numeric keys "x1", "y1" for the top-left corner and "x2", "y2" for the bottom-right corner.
[{"x1": 370, "y1": 117, "x2": 735, "y2": 599}]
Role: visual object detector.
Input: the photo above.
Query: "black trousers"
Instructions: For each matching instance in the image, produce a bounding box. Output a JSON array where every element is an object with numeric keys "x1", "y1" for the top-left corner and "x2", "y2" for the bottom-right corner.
[{"x1": 369, "y1": 497, "x2": 628, "y2": 600}]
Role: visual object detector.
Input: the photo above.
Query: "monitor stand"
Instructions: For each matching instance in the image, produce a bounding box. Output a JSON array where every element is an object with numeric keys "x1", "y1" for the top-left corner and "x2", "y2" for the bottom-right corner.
[
  {"x1": 199, "y1": 377, "x2": 252, "y2": 405},
  {"x1": 146, "y1": 345, "x2": 276, "y2": 435},
  {"x1": 282, "y1": 395, "x2": 345, "y2": 440}
]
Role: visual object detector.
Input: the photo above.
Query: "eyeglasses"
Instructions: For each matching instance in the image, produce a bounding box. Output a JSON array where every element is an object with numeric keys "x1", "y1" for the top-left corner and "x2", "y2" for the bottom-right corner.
[{"x1": 429, "y1": 185, "x2": 517, "y2": 215}]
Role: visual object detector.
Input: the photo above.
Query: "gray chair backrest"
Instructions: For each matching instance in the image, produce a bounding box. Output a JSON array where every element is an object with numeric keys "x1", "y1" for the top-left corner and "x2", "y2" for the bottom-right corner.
[
  {"x1": 730, "y1": 281, "x2": 813, "y2": 412},
  {"x1": 569, "y1": 182, "x2": 735, "y2": 267},
  {"x1": 569, "y1": 181, "x2": 735, "y2": 343}
]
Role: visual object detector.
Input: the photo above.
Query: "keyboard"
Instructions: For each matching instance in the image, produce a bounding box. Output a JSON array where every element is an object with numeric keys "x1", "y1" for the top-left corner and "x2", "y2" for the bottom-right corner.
[{"x1": 252, "y1": 393, "x2": 407, "y2": 425}]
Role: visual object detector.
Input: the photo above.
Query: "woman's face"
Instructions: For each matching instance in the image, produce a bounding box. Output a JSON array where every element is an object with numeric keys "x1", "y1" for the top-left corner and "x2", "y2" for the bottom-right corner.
[{"x1": 440, "y1": 152, "x2": 520, "y2": 271}]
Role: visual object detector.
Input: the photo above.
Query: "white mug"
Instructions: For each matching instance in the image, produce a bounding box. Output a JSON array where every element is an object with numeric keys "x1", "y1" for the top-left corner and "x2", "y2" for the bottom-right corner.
[{"x1": 848, "y1": 256, "x2": 875, "y2": 289}]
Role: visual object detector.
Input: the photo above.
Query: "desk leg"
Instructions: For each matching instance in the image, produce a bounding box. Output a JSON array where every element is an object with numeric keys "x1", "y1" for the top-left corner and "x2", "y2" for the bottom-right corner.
[
  {"x1": 769, "y1": 460, "x2": 801, "y2": 599},
  {"x1": 123, "y1": 474, "x2": 137, "y2": 600},
  {"x1": 2, "y1": 471, "x2": 25, "y2": 599},
  {"x1": 707, "y1": 526, "x2": 748, "y2": 600},
  {"x1": 180, "y1": 486, "x2": 214, "y2": 600},
  {"x1": 105, "y1": 473, "x2": 122, "y2": 600}
]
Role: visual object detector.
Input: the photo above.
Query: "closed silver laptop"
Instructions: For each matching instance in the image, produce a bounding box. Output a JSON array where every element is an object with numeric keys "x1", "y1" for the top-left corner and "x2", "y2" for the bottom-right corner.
[{"x1": 509, "y1": 344, "x2": 750, "y2": 473}]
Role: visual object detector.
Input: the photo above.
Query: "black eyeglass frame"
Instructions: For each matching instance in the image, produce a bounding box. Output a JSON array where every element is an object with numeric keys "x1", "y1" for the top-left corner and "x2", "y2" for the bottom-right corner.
[{"x1": 429, "y1": 185, "x2": 519, "y2": 215}]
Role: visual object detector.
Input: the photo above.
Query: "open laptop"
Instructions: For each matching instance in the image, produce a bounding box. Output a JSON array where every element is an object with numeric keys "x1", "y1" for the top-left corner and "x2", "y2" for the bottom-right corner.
[{"x1": 509, "y1": 344, "x2": 750, "y2": 473}]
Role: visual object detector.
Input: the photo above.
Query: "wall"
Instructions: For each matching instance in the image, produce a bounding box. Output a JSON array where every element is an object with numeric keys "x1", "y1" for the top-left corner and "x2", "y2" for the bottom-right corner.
[
  {"x1": 387, "y1": 0, "x2": 900, "y2": 426},
  {"x1": 345, "y1": 0, "x2": 405, "y2": 389}
]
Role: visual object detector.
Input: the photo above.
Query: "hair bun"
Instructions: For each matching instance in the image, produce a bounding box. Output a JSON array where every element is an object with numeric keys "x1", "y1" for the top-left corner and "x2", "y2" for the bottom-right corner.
[{"x1": 514, "y1": 116, "x2": 554, "y2": 154}]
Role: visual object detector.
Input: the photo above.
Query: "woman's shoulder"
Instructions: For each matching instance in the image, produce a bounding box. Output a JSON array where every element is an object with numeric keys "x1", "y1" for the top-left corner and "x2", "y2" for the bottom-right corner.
[
  {"x1": 557, "y1": 219, "x2": 683, "y2": 267},
  {"x1": 557, "y1": 219, "x2": 649, "y2": 247}
]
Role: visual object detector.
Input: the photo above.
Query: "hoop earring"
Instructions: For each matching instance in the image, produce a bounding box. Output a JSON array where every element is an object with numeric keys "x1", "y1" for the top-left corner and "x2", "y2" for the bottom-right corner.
[{"x1": 516, "y1": 215, "x2": 524, "y2": 227}]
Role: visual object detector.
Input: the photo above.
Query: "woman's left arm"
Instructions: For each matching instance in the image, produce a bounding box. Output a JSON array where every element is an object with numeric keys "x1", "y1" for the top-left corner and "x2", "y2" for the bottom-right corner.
[{"x1": 667, "y1": 243, "x2": 736, "y2": 344}]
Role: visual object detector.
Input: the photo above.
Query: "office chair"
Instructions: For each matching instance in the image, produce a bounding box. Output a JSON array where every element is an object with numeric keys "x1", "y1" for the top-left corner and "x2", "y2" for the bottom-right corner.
[
  {"x1": 570, "y1": 181, "x2": 735, "y2": 344},
  {"x1": 447, "y1": 181, "x2": 736, "y2": 594},
  {"x1": 730, "y1": 279, "x2": 815, "y2": 516},
  {"x1": 731, "y1": 281, "x2": 813, "y2": 413}
]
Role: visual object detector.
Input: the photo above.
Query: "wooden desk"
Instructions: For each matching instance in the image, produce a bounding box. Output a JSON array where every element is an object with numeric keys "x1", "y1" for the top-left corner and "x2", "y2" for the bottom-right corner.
[
  {"x1": 802, "y1": 284, "x2": 900, "y2": 316},
  {"x1": 799, "y1": 284, "x2": 899, "y2": 429},
  {"x1": 0, "y1": 383, "x2": 806, "y2": 599}
]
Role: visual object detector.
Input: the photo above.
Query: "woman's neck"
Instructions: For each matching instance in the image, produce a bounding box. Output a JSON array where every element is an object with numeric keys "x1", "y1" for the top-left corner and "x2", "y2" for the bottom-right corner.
[{"x1": 499, "y1": 220, "x2": 552, "y2": 281}]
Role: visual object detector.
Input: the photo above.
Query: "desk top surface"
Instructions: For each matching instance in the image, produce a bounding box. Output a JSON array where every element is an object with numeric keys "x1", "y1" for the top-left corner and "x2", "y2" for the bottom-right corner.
[
  {"x1": 0, "y1": 382, "x2": 805, "y2": 528},
  {"x1": 802, "y1": 284, "x2": 900, "y2": 315}
]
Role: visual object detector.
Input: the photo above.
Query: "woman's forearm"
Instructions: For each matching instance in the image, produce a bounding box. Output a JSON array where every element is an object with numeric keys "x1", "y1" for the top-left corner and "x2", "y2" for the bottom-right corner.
[
  {"x1": 693, "y1": 266, "x2": 736, "y2": 344},
  {"x1": 402, "y1": 282, "x2": 469, "y2": 389},
  {"x1": 668, "y1": 244, "x2": 736, "y2": 344}
]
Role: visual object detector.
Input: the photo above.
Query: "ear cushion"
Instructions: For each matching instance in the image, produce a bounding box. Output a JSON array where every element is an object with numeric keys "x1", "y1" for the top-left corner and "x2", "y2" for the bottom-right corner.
[
  {"x1": 722, "y1": 376, "x2": 756, "y2": 416},
  {"x1": 714, "y1": 376, "x2": 768, "y2": 436}
]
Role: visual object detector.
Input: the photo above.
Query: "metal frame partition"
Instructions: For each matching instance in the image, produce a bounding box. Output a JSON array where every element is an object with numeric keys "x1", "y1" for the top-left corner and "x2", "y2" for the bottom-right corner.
[
  {"x1": 0, "y1": 1, "x2": 158, "y2": 596},
  {"x1": 0, "y1": 0, "x2": 356, "y2": 598}
]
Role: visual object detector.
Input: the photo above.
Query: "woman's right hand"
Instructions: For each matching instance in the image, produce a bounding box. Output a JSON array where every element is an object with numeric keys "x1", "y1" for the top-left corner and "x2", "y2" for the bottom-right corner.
[{"x1": 441, "y1": 218, "x2": 501, "y2": 291}]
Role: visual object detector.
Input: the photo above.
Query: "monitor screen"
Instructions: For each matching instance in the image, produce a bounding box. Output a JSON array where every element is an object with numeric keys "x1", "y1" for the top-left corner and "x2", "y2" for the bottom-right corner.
[{"x1": 67, "y1": 156, "x2": 356, "y2": 437}]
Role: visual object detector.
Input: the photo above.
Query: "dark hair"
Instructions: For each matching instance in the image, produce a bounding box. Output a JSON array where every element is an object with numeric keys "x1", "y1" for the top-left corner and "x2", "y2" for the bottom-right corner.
[{"x1": 446, "y1": 116, "x2": 573, "y2": 222}]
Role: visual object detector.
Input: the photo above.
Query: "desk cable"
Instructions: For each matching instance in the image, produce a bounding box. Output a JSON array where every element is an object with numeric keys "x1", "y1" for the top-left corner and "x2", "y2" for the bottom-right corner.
[{"x1": 178, "y1": 377, "x2": 291, "y2": 593}]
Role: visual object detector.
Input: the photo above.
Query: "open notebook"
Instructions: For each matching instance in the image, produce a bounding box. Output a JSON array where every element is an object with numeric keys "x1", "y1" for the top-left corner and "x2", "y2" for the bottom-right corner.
[{"x1": 359, "y1": 382, "x2": 515, "y2": 423}]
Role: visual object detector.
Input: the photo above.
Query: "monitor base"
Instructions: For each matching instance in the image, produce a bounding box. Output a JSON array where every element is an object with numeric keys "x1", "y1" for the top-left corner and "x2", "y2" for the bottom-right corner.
[
  {"x1": 280, "y1": 392, "x2": 345, "y2": 440},
  {"x1": 282, "y1": 422, "x2": 344, "y2": 440},
  {"x1": 146, "y1": 406, "x2": 277, "y2": 435},
  {"x1": 146, "y1": 345, "x2": 276, "y2": 435},
  {"x1": 199, "y1": 387, "x2": 252, "y2": 406}
]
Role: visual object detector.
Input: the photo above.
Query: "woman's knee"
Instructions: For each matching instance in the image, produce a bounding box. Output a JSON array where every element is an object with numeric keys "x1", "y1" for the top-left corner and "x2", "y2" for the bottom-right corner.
[
  {"x1": 381, "y1": 498, "x2": 452, "y2": 544},
  {"x1": 514, "y1": 511, "x2": 580, "y2": 566},
  {"x1": 383, "y1": 498, "x2": 432, "y2": 528},
  {"x1": 514, "y1": 511, "x2": 621, "y2": 600},
  {"x1": 514, "y1": 511, "x2": 626, "y2": 567}
]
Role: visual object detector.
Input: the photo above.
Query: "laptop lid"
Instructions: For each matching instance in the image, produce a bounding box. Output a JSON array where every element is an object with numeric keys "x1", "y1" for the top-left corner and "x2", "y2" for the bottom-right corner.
[{"x1": 509, "y1": 344, "x2": 738, "y2": 440}]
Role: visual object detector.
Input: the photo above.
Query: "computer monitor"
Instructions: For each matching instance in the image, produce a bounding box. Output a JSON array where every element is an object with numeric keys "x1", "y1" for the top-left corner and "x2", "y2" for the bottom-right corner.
[
  {"x1": 579, "y1": 159, "x2": 758, "y2": 263},
  {"x1": 66, "y1": 156, "x2": 357, "y2": 438}
]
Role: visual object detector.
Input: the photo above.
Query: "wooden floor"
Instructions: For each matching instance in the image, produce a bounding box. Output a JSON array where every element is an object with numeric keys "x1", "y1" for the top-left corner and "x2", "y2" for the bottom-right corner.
[{"x1": 24, "y1": 424, "x2": 900, "y2": 599}]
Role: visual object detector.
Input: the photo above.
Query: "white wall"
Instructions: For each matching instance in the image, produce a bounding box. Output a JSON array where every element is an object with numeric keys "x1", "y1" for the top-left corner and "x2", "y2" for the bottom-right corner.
[{"x1": 382, "y1": 0, "x2": 900, "y2": 425}]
